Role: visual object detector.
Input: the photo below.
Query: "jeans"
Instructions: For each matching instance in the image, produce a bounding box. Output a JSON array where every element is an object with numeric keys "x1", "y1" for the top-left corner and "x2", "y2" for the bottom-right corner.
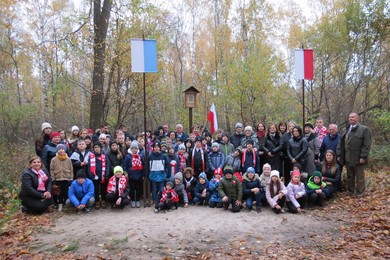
[
  {"x1": 151, "y1": 181, "x2": 165, "y2": 203},
  {"x1": 245, "y1": 192, "x2": 263, "y2": 210},
  {"x1": 66, "y1": 197, "x2": 95, "y2": 207}
]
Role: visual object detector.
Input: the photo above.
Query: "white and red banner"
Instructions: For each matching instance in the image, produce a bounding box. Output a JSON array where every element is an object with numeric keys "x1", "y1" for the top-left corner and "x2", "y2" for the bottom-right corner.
[
  {"x1": 207, "y1": 103, "x2": 218, "y2": 134},
  {"x1": 295, "y1": 49, "x2": 314, "y2": 80}
]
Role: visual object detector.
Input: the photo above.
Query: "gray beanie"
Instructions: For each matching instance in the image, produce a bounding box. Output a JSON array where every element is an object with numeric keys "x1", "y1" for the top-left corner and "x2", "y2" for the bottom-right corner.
[
  {"x1": 130, "y1": 140, "x2": 139, "y2": 150},
  {"x1": 211, "y1": 142, "x2": 220, "y2": 149},
  {"x1": 174, "y1": 172, "x2": 183, "y2": 182},
  {"x1": 56, "y1": 143, "x2": 66, "y2": 151},
  {"x1": 178, "y1": 144, "x2": 186, "y2": 150},
  {"x1": 235, "y1": 122, "x2": 243, "y2": 129},
  {"x1": 41, "y1": 122, "x2": 52, "y2": 131}
]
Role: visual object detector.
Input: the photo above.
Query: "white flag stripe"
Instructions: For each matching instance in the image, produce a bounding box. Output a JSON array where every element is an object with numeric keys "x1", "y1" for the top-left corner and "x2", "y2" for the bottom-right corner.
[
  {"x1": 131, "y1": 39, "x2": 145, "y2": 73},
  {"x1": 294, "y1": 49, "x2": 304, "y2": 80}
]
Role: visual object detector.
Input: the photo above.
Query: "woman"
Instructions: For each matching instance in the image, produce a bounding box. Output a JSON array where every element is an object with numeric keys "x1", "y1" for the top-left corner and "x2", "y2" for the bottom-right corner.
[
  {"x1": 256, "y1": 123, "x2": 267, "y2": 170},
  {"x1": 318, "y1": 150, "x2": 341, "y2": 198},
  {"x1": 35, "y1": 122, "x2": 52, "y2": 157},
  {"x1": 287, "y1": 126, "x2": 308, "y2": 184},
  {"x1": 263, "y1": 123, "x2": 283, "y2": 173},
  {"x1": 278, "y1": 122, "x2": 287, "y2": 136},
  {"x1": 107, "y1": 141, "x2": 123, "y2": 176},
  {"x1": 304, "y1": 123, "x2": 321, "y2": 175},
  {"x1": 68, "y1": 126, "x2": 80, "y2": 151},
  {"x1": 59, "y1": 129, "x2": 71, "y2": 150},
  {"x1": 19, "y1": 156, "x2": 53, "y2": 214}
]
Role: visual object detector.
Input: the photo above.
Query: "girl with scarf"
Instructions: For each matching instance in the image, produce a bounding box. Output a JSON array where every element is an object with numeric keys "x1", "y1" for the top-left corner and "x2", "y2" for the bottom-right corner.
[
  {"x1": 123, "y1": 141, "x2": 145, "y2": 208},
  {"x1": 256, "y1": 123, "x2": 267, "y2": 169},
  {"x1": 88, "y1": 143, "x2": 110, "y2": 209},
  {"x1": 19, "y1": 156, "x2": 53, "y2": 214},
  {"x1": 106, "y1": 166, "x2": 130, "y2": 209},
  {"x1": 50, "y1": 144, "x2": 73, "y2": 211},
  {"x1": 183, "y1": 167, "x2": 197, "y2": 204},
  {"x1": 286, "y1": 170, "x2": 307, "y2": 213},
  {"x1": 266, "y1": 170, "x2": 287, "y2": 214}
]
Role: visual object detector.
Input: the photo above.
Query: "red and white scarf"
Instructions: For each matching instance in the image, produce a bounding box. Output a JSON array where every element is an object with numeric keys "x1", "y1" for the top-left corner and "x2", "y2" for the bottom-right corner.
[
  {"x1": 107, "y1": 175, "x2": 127, "y2": 196},
  {"x1": 242, "y1": 148, "x2": 256, "y2": 168},
  {"x1": 32, "y1": 169, "x2": 48, "y2": 191},
  {"x1": 131, "y1": 153, "x2": 143, "y2": 171},
  {"x1": 178, "y1": 153, "x2": 187, "y2": 172},
  {"x1": 191, "y1": 148, "x2": 205, "y2": 172},
  {"x1": 90, "y1": 153, "x2": 106, "y2": 182}
]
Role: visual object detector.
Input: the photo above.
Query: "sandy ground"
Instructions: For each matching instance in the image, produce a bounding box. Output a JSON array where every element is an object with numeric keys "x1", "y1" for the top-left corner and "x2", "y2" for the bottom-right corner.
[{"x1": 30, "y1": 203, "x2": 342, "y2": 259}]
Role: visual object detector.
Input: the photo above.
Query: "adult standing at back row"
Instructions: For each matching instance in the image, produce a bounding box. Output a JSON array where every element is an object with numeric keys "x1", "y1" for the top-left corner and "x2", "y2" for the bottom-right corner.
[{"x1": 337, "y1": 112, "x2": 371, "y2": 197}]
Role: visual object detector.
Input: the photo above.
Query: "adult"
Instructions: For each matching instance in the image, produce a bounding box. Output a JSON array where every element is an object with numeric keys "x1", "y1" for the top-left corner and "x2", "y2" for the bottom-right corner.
[
  {"x1": 42, "y1": 132, "x2": 63, "y2": 170},
  {"x1": 287, "y1": 126, "x2": 308, "y2": 184},
  {"x1": 187, "y1": 137, "x2": 209, "y2": 179},
  {"x1": 68, "y1": 125, "x2": 80, "y2": 150},
  {"x1": 318, "y1": 150, "x2": 341, "y2": 197},
  {"x1": 19, "y1": 156, "x2": 53, "y2": 214},
  {"x1": 35, "y1": 122, "x2": 52, "y2": 157},
  {"x1": 219, "y1": 133, "x2": 234, "y2": 158},
  {"x1": 278, "y1": 122, "x2": 287, "y2": 136},
  {"x1": 106, "y1": 141, "x2": 123, "y2": 176},
  {"x1": 263, "y1": 123, "x2": 283, "y2": 173},
  {"x1": 93, "y1": 123, "x2": 109, "y2": 143},
  {"x1": 281, "y1": 121, "x2": 296, "y2": 180},
  {"x1": 162, "y1": 123, "x2": 169, "y2": 137},
  {"x1": 230, "y1": 122, "x2": 245, "y2": 149},
  {"x1": 256, "y1": 123, "x2": 267, "y2": 169},
  {"x1": 304, "y1": 123, "x2": 321, "y2": 176},
  {"x1": 240, "y1": 126, "x2": 259, "y2": 150},
  {"x1": 337, "y1": 112, "x2": 371, "y2": 197},
  {"x1": 175, "y1": 124, "x2": 189, "y2": 143},
  {"x1": 320, "y1": 124, "x2": 340, "y2": 161},
  {"x1": 67, "y1": 170, "x2": 95, "y2": 212}
]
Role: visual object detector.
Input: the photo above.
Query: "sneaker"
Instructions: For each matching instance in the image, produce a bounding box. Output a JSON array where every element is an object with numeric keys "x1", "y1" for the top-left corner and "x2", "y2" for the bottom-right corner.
[
  {"x1": 256, "y1": 207, "x2": 262, "y2": 213},
  {"x1": 101, "y1": 201, "x2": 107, "y2": 209},
  {"x1": 136, "y1": 201, "x2": 141, "y2": 208},
  {"x1": 280, "y1": 208, "x2": 285, "y2": 213},
  {"x1": 154, "y1": 208, "x2": 159, "y2": 213},
  {"x1": 131, "y1": 201, "x2": 136, "y2": 208},
  {"x1": 85, "y1": 206, "x2": 91, "y2": 212},
  {"x1": 58, "y1": 204, "x2": 63, "y2": 212}
]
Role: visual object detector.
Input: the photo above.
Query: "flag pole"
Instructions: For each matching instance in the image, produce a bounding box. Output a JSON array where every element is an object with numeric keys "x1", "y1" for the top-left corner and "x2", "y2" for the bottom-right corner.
[{"x1": 301, "y1": 43, "x2": 305, "y2": 129}]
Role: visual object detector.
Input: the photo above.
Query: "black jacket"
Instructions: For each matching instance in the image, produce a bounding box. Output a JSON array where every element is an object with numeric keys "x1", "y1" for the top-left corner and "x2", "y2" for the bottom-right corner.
[{"x1": 19, "y1": 168, "x2": 52, "y2": 199}]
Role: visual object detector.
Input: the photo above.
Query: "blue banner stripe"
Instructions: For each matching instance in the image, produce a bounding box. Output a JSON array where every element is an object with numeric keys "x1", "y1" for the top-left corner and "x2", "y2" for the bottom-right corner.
[{"x1": 143, "y1": 40, "x2": 157, "y2": 72}]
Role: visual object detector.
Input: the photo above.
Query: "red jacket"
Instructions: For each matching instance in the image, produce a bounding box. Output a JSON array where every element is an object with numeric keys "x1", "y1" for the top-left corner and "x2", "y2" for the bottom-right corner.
[{"x1": 160, "y1": 187, "x2": 179, "y2": 203}]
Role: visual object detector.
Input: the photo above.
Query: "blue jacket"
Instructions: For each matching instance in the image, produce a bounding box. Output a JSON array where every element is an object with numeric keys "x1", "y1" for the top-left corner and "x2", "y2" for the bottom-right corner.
[
  {"x1": 194, "y1": 180, "x2": 209, "y2": 199},
  {"x1": 148, "y1": 151, "x2": 169, "y2": 182},
  {"x1": 320, "y1": 133, "x2": 340, "y2": 161},
  {"x1": 123, "y1": 153, "x2": 145, "y2": 181},
  {"x1": 42, "y1": 141, "x2": 70, "y2": 171},
  {"x1": 209, "y1": 177, "x2": 222, "y2": 202},
  {"x1": 68, "y1": 178, "x2": 94, "y2": 206},
  {"x1": 208, "y1": 151, "x2": 226, "y2": 172}
]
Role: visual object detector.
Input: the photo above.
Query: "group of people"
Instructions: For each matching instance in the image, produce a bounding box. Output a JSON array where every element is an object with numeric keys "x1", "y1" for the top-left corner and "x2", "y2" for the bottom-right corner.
[{"x1": 19, "y1": 112, "x2": 371, "y2": 214}]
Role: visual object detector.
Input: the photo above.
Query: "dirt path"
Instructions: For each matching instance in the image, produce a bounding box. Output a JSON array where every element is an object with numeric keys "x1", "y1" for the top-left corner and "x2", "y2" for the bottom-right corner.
[{"x1": 31, "y1": 205, "x2": 342, "y2": 259}]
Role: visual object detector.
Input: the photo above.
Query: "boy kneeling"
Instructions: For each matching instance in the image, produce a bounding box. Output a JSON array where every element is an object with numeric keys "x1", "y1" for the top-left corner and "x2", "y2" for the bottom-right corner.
[
  {"x1": 218, "y1": 167, "x2": 243, "y2": 213},
  {"x1": 67, "y1": 170, "x2": 95, "y2": 212}
]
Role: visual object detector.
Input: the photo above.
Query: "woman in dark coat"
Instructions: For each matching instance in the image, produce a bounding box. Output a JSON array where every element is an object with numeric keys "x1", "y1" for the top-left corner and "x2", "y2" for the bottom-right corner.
[
  {"x1": 263, "y1": 123, "x2": 283, "y2": 173},
  {"x1": 287, "y1": 126, "x2": 308, "y2": 184},
  {"x1": 19, "y1": 156, "x2": 53, "y2": 214}
]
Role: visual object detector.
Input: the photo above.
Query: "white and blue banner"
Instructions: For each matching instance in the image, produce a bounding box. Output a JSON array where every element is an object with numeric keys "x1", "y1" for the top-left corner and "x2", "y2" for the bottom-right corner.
[{"x1": 131, "y1": 39, "x2": 157, "y2": 73}]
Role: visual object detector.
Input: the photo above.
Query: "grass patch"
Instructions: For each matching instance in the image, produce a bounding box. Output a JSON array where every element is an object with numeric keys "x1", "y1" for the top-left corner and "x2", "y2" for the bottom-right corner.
[{"x1": 62, "y1": 242, "x2": 79, "y2": 252}]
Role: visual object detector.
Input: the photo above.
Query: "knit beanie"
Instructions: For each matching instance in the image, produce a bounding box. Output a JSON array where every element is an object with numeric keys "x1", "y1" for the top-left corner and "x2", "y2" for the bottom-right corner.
[
  {"x1": 198, "y1": 172, "x2": 207, "y2": 181},
  {"x1": 312, "y1": 171, "x2": 322, "y2": 178},
  {"x1": 130, "y1": 140, "x2": 139, "y2": 150},
  {"x1": 291, "y1": 170, "x2": 301, "y2": 180},
  {"x1": 93, "y1": 143, "x2": 102, "y2": 149},
  {"x1": 114, "y1": 166, "x2": 124, "y2": 174},
  {"x1": 270, "y1": 170, "x2": 280, "y2": 178},
  {"x1": 246, "y1": 139, "x2": 254, "y2": 146},
  {"x1": 224, "y1": 167, "x2": 234, "y2": 176},
  {"x1": 235, "y1": 122, "x2": 243, "y2": 129},
  {"x1": 50, "y1": 132, "x2": 60, "y2": 140},
  {"x1": 174, "y1": 172, "x2": 183, "y2": 182},
  {"x1": 214, "y1": 168, "x2": 223, "y2": 177},
  {"x1": 56, "y1": 143, "x2": 66, "y2": 151},
  {"x1": 293, "y1": 163, "x2": 302, "y2": 171},
  {"x1": 263, "y1": 163, "x2": 271, "y2": 170},
  {"x1": 246, "y1": 167, "x2": 255, "y2": 174},
  {"x1": 211, "y1": 142, "x2": 219, "y2": 149},
  {"x1": 178, "y1": 144, "x2": 186, "y2": 150},
  {"x1": 41, "y1": 122, "x2": 52, "y2": 131},
  {"x1": 166, "y1": 181, "x2": 174, "y2": 188},
  {"x1": 71, "y1": 125, "x2": 79, "y2": 132}
]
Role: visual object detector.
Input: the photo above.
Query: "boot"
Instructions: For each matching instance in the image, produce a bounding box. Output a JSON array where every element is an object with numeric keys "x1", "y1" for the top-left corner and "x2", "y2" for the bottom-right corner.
[
  {"x1": 95, "y1": 201, "x2": 101, "y2": 210},
  {"x1": 101, "y1": 201, "x2": 107, "y2": 209}
]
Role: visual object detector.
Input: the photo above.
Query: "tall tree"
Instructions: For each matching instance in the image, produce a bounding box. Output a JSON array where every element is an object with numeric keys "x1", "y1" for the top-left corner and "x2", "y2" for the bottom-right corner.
[{"x1": 90, "y1": 0, "x2": 112, "y2": 129}]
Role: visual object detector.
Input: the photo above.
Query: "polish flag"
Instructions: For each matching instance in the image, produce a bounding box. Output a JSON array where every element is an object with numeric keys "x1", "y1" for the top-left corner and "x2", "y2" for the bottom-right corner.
[
  {"x1": 295, "y1": 49, "x2": 314, "y2": 80},
  {"x1": 207, "y1": 103, "x2": 218, "y2": 134}
]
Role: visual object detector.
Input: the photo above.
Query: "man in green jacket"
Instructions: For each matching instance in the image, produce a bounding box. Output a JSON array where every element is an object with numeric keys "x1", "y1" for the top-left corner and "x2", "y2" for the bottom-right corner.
[
  {"x1": 337, "y1": 112, "x2": 371, "y2": 197},
  {"x1": 218, "y1": 167, "x2": 242, "y2": 212}
]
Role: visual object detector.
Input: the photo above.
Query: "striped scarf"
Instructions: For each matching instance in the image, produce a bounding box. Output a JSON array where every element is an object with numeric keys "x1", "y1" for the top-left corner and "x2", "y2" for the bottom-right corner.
[
  {"x1": 90, "y1": 153, "x2": 106, "y2": 183},
  {"x1": 107, "y1": 175, "x2": 127, "y2": 196},
  {"x1": 32, "y1": 169, "x2": 48, "y2": 191},
  {"x1": 131, "y1": 153, "x2": 143, "y2": 171},
  {"x1": 242, "y1": 148, "x2": 256, "y2": 168}
]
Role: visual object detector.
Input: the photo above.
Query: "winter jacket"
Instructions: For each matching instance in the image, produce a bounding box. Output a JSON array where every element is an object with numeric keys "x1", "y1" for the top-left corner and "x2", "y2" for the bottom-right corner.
[
  {"x1": 87, "y1": 152, "x2": 110, "y2": 181},
  {"x1": 68, "y1": 178, "x2": 94, "y2": 206},
  {"x1": 107, "y1": 175, "x2": 130, "y2": 198},
  {"x1": 287, "y1": 136, "x2": 309, "y2": 164},
  {"x1": 123, "y1": 153, "x2": 145, "y2": 181},
  {"x1": 218, "y1": 176, "x2": 243, "y2": 201},
  {"x1": 265, "y1": 181, "x2": 287, "y2": 208},
  {"x1": 286, "y1": 182, "x2": 306, "y2": 208},
  {"x1": 209, "y1": 177, "x2": 222, "y2": 202},
  {"x1": 230, "y1": 132, "x2": 245, "y2": 148},
  {"x1": 306, "y1": 176, "x2": 328, "y2": 196},
  {"x1": 174, "y1": 183, "x2": 188, "y2": 204},
  {"x1": 241, "y1": 134, "x2": 260, "y2": 150},
  {"x1": 304, "y1": 133, "x2": 321, "y2": 175},
  {"x1": 337, "y1": 124, "x2": 371, "y2": 166},
  {"x1": 263, "y1": 133, "x2": 283, "y2": 155},
  {"x1": 319, "y1": 133, "x2": 340, "y2": 161},
  {"x1": 242, "y1": 173, "x2": 261, "y2": 199},
  {"x1": 70, "y1": 149, "x2": 91, "y2": 175},
  {"x1": 225, "y1": 155, "x2": 242, "y2": 173},
  {"x1": 194, "y1": 180, "x2": 209, "y2": 199},
  {"x1": 50, "y1": 156, "x2": 73, "y2": 181},
  {"x1": 176, "y1": 132, "x2": 189, "y2": 143},
  {"x1": 318, "y1": 162, "x2": 341, "y2": 189},
  {"x1": 241, "y1": 148, "x2": 260, "y2": 173},
  {"x1": 281, "y1": 132, "x2": 292, "y2": 158},
  {"x1": 148, "y1": 151, "x2": 169, "y2": 182},
  {"x1": 35, "y1": 134, "x2": 51, "y2": 157},
  {"x1": 107, "y1": 150, "x2": 123, "y2": 175},
  {"x1": 219, "y1": 142, "x2": 235, "y2": 158},
  {"x1": 187, "y1": 148, "x2": 209, "y2": 177},
  {"x1": 259, "y1": 174, "x2": 270, "y2": 190},
  {"x1": 19, "y1": 168, "x2": 52, "y2": 200},
  {"x1": 42, "y1": 141, "x2": 60, "y2": 170},
  {"x1": 208, "y1": 151, "x2": 226, "y2": 172},
  {"x1": 160, "y1": 187, "x2": 179, "y2": 203}
]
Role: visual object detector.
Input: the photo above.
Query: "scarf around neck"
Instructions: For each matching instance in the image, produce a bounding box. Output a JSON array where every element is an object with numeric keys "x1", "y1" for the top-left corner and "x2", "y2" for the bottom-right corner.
[
  {"x1": 131, "y1": 153, "x2": 143, "y2": 171},
  {"x1": 32, "y1": 168, "x2": 48, "y2": 191},
  {"x1": 107, "y1": 175, "x2": 127, "y2": 196},
  {"x1": 90, "y1": 153, "x2": 106, "y2": 181}
]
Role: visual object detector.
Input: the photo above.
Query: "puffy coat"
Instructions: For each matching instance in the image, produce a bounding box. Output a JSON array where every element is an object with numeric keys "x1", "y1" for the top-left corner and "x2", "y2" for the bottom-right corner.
[
  {"x1": 68, "y1": 178, "x2": 94, "y2": 206},
  {"x1": 286, "y1": 182, "x2": 306, "y2": 208},
  {"x1": 148, "y1": 151, "x2": 169, "y2": 182},
  {"x1": 209, "y1": 177, "x2": 222, "y2": 202},
  {"x1": 242, "y1": 173, "x2": 261, "y2": 199},
  {"x1": 218, "y1": 176, "x2": 243, "y2": 201},
  {"x1": 208, "y1": 151, "x2": 226, "y2": 172},
  {"x1": 287, "y1": 136, "x2": 309, "y2": 164}
]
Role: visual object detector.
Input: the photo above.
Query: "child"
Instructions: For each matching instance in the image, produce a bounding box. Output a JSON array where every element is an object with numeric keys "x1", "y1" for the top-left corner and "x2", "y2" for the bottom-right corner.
[
  {"x1": 307, "y1": 171, "x2": 327, "y2": 208},
  {"x1": 174, "y1": 172, "x2": 188, "y2": 208},
  {"x1": 219, "y1": 133, "x2": 234, "y2": 158},
  {"x1": 106, "y1": 166, "x2": 130, "y2": 209},
  {"x1": 207, "y1": 142, "x2": 226, "y2": 180},
  {"x1": 225, "y1": 148, "x2": 242, "y2": 173},
  {"x1": 155, "y1": 181, "x2": 179, "y2": 213},
  {"x1": 266, "y1": 170, "x2": 287, "y2": 214},
  {"x1": 218, "y1": 168, "x2": 243, "y2": 213},
  {"x1": 67, "y1": 170, "x2": 95, "y2": 212},
  {"x1": 193, "y1": 172, "x2": 210, "y2": 205},
  {"x1": 87, "y1": 143, "x2": 110, "y2": 209},
  {"x1": 259, "y1": 163, "x2": 272, "y2": 205},
  {"x1": 50, "y1": 144, "x2": 73, "y2": 211},
  {"x1": 187, "y1": 136, "x2": 208, "y2": 179},
  {"x1": 177, "y1": 144, "x2": 188, "y2": 172},
  {"x1": 241, "y1": 139, "x2": 260, "y2": 174},
  {"x1": 242, "y1": 167, "x2": 262, "y2": 213},
  {"x1": 148, "y1": 142, "x2": 169, "y2": 204},
  {"x1": 208, "y1": 168, "x2": 223, "y2": 208},
  {"x1": 183, "y1": 167, "x2": 197, "y2": 204},
  {"x1": 123, "y1": 141, "x2": 145, "y2": 208},
  {"x1": 286, "y1": 170, "x2": 307, "y2": 213},
  {"x1": 70, "y1": 139, "x2": 91, "y2": 179},
  {"x1": 167, "y1": 145, "x2": 180, "y2": 181}
]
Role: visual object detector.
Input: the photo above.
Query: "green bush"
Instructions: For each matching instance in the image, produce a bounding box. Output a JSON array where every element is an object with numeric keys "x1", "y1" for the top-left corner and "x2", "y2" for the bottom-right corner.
[{"x1": 368, "y1": 144, "x2": 390, "y2": 168}]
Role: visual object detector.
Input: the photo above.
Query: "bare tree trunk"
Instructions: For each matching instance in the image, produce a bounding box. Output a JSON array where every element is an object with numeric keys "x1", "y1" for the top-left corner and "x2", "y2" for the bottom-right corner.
[{"x1": 89, "y1": 0, "x2": 112, "y2": 129}]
